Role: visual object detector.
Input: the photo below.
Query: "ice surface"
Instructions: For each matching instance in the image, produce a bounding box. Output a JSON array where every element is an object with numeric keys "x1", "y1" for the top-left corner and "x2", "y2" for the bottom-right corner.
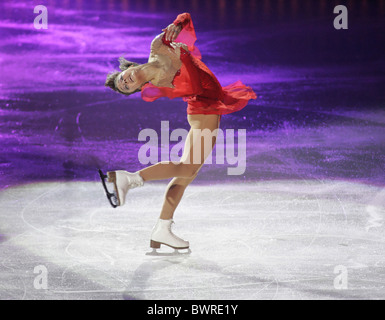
[
  {"x1": 0, "y1": 180, "x2": 384, "y2": 300},
  {"x1": 1, "y1": 0, "x2": 384, "y2": 300}
]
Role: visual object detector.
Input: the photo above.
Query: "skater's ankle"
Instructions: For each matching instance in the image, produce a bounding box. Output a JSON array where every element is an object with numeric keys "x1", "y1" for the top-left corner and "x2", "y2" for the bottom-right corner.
[
  {"x1": 137, "y1": 170, "x2": 147, "y2": 182},
  {"x1": 159, "y1": 214, "x2": 174, "y2": 220}
]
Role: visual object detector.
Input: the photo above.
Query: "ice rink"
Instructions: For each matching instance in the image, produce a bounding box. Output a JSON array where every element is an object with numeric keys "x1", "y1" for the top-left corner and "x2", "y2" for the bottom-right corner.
[
  {"x1": 0, "y1": 179, "x2": 384, "y2": 300},
  {"x1": 1, "y1": 0, "x2": 384, "y2": 300}
]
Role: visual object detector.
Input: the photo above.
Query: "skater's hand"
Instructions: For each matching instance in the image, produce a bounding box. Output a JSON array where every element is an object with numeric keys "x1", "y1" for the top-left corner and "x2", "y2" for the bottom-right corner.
[{"x1": 162, "y1": 23, "x2": 182, "y2": 42}]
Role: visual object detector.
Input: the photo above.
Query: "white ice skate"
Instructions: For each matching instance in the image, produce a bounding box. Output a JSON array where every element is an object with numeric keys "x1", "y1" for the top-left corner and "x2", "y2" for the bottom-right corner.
[
  {"x1": 150, "y1": 219, "x2": 189, "y2": 250},
  {"x1": 106, "y1": 170, "x2": 144, "y2": 206}
]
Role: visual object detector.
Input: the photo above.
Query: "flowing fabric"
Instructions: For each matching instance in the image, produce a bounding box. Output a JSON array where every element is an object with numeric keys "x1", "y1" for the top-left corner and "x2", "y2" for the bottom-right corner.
[{"x1": 141, "y1": 13, "x2": 257, "y2": 115}]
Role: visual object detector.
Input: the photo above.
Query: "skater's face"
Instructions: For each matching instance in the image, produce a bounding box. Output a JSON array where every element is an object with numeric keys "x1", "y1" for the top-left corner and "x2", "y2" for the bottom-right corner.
[{"x1": 115, "y1": 66, "x2": 143, "y2": 94}]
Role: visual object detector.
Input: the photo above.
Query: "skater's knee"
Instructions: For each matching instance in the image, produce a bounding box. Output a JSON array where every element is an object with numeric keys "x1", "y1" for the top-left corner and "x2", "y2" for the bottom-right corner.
[
  {"x1": 180, "y1": 164, "x2": 199, "y2": 179},
  {"x1": 174, "y1": 162, "x2": 201, "y2": 179}
]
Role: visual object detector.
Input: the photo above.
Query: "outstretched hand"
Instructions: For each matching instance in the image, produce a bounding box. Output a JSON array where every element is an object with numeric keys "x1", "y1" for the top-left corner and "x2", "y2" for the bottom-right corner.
[{"x1": 162, "y1": 23, "x2": 182, "y2": 42}]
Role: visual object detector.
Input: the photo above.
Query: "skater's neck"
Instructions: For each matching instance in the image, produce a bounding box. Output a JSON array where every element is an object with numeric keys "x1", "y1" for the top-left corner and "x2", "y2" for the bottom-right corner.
[{"x1": 139, "y1": 60, "x2": 162, "y2": 83}]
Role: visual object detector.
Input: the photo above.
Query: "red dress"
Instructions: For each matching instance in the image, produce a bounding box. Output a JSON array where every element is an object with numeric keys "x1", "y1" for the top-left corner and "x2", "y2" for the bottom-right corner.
[{"x1": 141, "y1": 13, "x2": 257, "y2": 115}]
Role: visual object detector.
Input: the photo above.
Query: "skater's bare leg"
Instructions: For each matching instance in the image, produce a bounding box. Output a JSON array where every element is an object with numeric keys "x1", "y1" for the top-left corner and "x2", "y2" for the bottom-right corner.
[
  {"x1": 138, "y1": 161, "x2": 200, "y2": 181},
  {"x1": 139, "y1": 114, "x2": 220, "y2": 182},
  {"x1": 159, "y1": 175, "x2": 197, "y2": 220},
  {"x1": 158, "y1": 114, "x2": 220, "y2": 220},
  {"x1": 138, "y1": 128, "x2": 203, "y2": 181}
]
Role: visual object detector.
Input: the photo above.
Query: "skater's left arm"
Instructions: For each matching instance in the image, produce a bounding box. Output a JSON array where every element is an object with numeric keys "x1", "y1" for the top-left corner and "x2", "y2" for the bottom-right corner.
[
  {"x1": 161, "y1": 13, "x2": 191, "y2": 43},
  {"x1": 150, "y1": 13, "x2": 191, "y2": 53},
  {"x1": 150, "y1": 32, "x2": 165, "y2": 52}
]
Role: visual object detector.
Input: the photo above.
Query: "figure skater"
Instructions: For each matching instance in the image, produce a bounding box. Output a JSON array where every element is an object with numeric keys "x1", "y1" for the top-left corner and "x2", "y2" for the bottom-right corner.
[{"x1": 103, "y1": 13, "x2": 257, "y2": 250}]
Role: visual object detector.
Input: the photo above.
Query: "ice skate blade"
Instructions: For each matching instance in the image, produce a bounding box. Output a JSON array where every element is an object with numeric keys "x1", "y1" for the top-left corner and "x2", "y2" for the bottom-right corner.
[
  {"x1": 145, "y1": 248, "x2": 192, "y2": 256},
  {"x1": 98, "y1": 169, "x2": 119, "y2": 208},
  {"x1": 150, "y1": 240, "x2": 189, "y2": 250},
  {"x1": 106, "y1": 171, "x2": 122, "y2": 206}
]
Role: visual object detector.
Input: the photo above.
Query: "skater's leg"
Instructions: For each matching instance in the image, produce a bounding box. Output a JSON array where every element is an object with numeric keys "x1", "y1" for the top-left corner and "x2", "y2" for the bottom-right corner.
[
  {"x1": 159, "y1": 114, "x2": 220, "y2": 220},
  {"x1": 158, "y1": 175, "x2": 197, "y2": 220},
  {"x1": 138, "y1": 129, "x2": 201, "y2": 182},
  {"x1": 149, "y1": 114, "x2": 220, "y2": 249},
  {"x1": 138, "y1": 160, "x2": 200, "y2": 181},
  {"x1": 139, "y1": 114, "x2": 221, "y2": 182}
]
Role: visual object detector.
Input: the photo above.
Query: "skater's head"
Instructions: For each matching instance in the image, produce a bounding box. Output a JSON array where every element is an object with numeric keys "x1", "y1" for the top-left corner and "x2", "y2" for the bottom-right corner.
[{"x1": 105, "y1": 57, "x2": 148, "y2": 96}]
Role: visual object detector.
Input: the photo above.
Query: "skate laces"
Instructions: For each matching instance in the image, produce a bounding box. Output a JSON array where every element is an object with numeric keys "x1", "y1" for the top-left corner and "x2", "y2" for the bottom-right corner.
[
  {"x1": 168, "y1": 221, "x2": 185, "y2": 242},
  {"x1": 128, "y1": 172, "x2": 144, "y2": 188},
  {"x1": 168, "y1": 220, "x2": 175, "y2": 231}
]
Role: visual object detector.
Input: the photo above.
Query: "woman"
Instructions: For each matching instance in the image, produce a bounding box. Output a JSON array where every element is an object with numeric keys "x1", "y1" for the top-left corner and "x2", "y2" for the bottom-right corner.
[{"x1": 103, "y1": 13, "x2": 257, "y2": 251}]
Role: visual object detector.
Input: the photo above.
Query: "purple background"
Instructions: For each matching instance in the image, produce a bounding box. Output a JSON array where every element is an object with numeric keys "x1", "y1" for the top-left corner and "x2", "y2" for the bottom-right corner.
[{"x1": 1, "y1": 0, "x2": 384, "y2": 189}]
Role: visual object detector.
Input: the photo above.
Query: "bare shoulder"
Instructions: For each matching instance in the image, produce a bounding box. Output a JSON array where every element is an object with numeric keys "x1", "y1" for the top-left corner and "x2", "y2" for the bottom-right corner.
[{"x1": 151, "y1": 32, "x2": 165, "y2": 50}]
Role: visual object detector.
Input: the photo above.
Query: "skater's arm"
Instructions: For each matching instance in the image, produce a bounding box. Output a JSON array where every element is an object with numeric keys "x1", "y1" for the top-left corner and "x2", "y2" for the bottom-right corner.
[
  {"x1": 150, "y1": 13, "x2": 194, "y2": 53},
  {"x1": 161, "y1": 12, "x2": 192, "y2": 43},
  {"x1": 150, "y1": 29, "x2": 178, "y2": 51},
  {"x1": 172, "y1": 13, "x2": 192, "y2": 29},
  {"x1": 150, "y1": 33, "x2": 187, "y2": 62},
  {"x1": 150, "y1": 32, "x2": 165, "y2": 51}
]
